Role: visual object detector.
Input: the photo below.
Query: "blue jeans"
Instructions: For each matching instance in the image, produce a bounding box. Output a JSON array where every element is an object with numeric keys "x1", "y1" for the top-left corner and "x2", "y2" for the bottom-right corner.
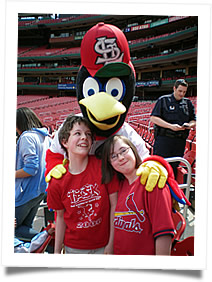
[{"x1": 15, "y1": 193, "x2": 45, "y2": 241}]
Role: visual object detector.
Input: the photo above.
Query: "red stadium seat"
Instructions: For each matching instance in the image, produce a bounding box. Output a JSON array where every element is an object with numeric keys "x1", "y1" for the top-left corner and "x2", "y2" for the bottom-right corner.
[
  {"x1": 171, "y1": 236, "x2": 194, "y2": 256},
  {"x1": 172, "y1": 211, "x2": 186, "y2": 242}
]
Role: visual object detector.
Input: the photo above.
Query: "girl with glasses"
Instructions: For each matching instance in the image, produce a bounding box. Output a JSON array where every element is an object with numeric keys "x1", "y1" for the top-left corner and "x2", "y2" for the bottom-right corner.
[{"x1": 101, "y1": 135, "x2": 175, "y2": 255}]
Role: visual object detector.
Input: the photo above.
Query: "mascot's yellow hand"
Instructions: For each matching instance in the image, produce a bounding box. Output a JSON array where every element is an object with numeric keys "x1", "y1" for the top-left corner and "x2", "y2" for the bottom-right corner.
[
  {"x1": 136, "y1": 161, "x2": 168, "y2": 192},
  {"x1": 45, "y1": 159, "x2": 68, "y2": 183}
]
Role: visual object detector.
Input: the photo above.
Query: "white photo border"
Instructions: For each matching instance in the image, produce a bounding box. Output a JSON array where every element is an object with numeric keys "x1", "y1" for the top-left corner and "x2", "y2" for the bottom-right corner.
[{"x1": 1, "y1": 0, "x2": 210, "y2": 270}]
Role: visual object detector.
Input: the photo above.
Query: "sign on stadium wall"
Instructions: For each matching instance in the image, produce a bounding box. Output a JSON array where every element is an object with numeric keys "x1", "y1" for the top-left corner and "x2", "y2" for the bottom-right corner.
[
  {"x1": 58, "y1": 84, "x2": 76, "y2": 90},
  {"x1": 136, "y1": 80, "x2": 160, "y2": 87},
  {"x1": 128, "y1": 16, "x2": 189, "y2": 33},
  {"x1": 130, "y1": 24, "x2": 150, "y2": 32}
]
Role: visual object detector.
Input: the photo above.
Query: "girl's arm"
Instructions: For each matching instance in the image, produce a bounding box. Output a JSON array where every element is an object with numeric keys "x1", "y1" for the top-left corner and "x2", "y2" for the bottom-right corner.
[
  {"x1": 155, "y1": 235, "x2": 172, "y2": 255},
  {"x1": 54, "y1": 209, "x2": 66, "y2": 254},
  {"x1": 104, "y1": 192, "x2": 118, "y2": 254}
]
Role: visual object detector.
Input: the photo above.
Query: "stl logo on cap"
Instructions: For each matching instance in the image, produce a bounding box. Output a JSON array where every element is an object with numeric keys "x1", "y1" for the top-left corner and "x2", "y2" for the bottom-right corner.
[
  {"x1": 81, "y1": 22, "x2": 132, "y2": 77},
  {"x1": 94, "y1": 36, "x2": 124, "y2": 65}
]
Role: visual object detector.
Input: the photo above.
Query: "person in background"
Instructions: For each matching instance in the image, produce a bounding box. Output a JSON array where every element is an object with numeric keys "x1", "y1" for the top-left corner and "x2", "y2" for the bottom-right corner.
[
  {"x1": 150, "y1": 79, "x2": 196, "y2": 177},
  {"x1": 101, "y1": 135, "x2": 175, "y2": 255},
  {"x1": 15, "y1": 107, "x2": 51, "y2": 240}
]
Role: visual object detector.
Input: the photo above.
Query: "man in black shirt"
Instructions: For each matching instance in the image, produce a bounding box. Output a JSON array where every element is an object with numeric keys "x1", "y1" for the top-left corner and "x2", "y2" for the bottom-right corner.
[{"x1": 150, "y1": 79, "x2": 196, "y2": 177}]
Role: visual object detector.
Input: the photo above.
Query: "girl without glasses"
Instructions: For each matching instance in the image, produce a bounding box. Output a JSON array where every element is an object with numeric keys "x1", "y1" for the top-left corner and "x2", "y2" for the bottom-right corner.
[
  {"x1": 15, "y1": 107, "x2": 51, "y2": 240},
  {"x1": 47, "y1": 115, "x2": 118, "y2": 254}
]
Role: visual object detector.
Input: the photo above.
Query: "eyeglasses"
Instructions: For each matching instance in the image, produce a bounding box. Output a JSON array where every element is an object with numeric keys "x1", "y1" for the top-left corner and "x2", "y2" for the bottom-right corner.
[{"x1": 110, "y1": 147, "x2": 130, "y2": 162}]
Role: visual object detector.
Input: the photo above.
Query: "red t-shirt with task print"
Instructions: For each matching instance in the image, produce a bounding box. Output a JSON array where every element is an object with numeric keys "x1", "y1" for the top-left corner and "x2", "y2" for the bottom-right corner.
[{"x1": 47, "y1": 155, "x2": 118, "y2": 250}]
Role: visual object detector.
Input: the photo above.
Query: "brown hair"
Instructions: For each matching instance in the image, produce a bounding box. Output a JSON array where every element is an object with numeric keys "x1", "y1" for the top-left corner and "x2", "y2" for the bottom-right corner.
[
  {"x1": 101, "y1": 135, "x2": 142, "y2": 184},
  {"x1": 174, "y1": 79, "x2": 188, "y2": 89},
  {"x1": 58, "y1": 115, "x2": 94, "y2": 154},
  {"x1": 16, "y1": 107, "x2": 44, "y2": 133}
]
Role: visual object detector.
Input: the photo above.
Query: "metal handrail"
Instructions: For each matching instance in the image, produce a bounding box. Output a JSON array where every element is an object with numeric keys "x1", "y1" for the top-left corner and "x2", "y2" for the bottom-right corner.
[{"x1": 165, "y1": 157, "x2": 192, "y2": 219}]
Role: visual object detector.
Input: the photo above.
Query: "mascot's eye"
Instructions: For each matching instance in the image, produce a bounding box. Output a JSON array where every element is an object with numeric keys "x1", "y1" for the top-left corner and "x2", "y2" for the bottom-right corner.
[
  {"x1": 83, "y1": 77, "x2": 100, "y2": 98},
  {"x1": 105, "y1": 78, "x2": 125, "y2": 101}
]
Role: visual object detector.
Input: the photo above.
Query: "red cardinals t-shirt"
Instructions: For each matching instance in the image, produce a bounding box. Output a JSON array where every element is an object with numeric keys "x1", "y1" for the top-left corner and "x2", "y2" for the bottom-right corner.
[
  {"x1": 47, "y1": 155, "x2": 118, "y2": 250},
  {"x1": 114, "y1": 177, "x2": 175, "y2": 255}
]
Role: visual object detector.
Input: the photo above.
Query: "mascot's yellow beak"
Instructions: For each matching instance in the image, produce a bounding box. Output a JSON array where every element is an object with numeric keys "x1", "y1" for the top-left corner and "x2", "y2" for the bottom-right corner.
[{"x1": 79, "y1": 92, "x2": 126, "y2": 130}]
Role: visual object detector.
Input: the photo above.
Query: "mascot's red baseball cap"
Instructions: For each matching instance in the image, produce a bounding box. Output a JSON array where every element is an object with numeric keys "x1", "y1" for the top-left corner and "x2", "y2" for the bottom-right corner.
[{"x1": 80, "y1": 22, "x2": 135, "y2": 77}]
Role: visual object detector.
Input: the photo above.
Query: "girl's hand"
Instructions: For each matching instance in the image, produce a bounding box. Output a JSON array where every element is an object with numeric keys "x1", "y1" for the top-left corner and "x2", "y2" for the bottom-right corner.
[{"x1": 104, "y1": 242, "x2": 113, "y2": 254}]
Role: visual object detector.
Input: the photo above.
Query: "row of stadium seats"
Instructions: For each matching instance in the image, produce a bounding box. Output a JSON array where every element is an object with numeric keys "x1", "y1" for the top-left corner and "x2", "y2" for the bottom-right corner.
[
  {"x1": 17, "y1": 95, "x2": 49, "y2": 105},
  {"x1": 17, "y1": 96, "x2": 80, "y2": 130},
  {"x1": 18, "y1": 25, "x2": 196, "y2": 58},
  {"x1": 129, "y1": 30, "x2": 179, "y2": 45},
  {"x1": 17, "y1": 96, "x2": 196, "y2": 134},
  {"x1": 18, "y1": 46, "x2": 66, "y2": 57}
]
